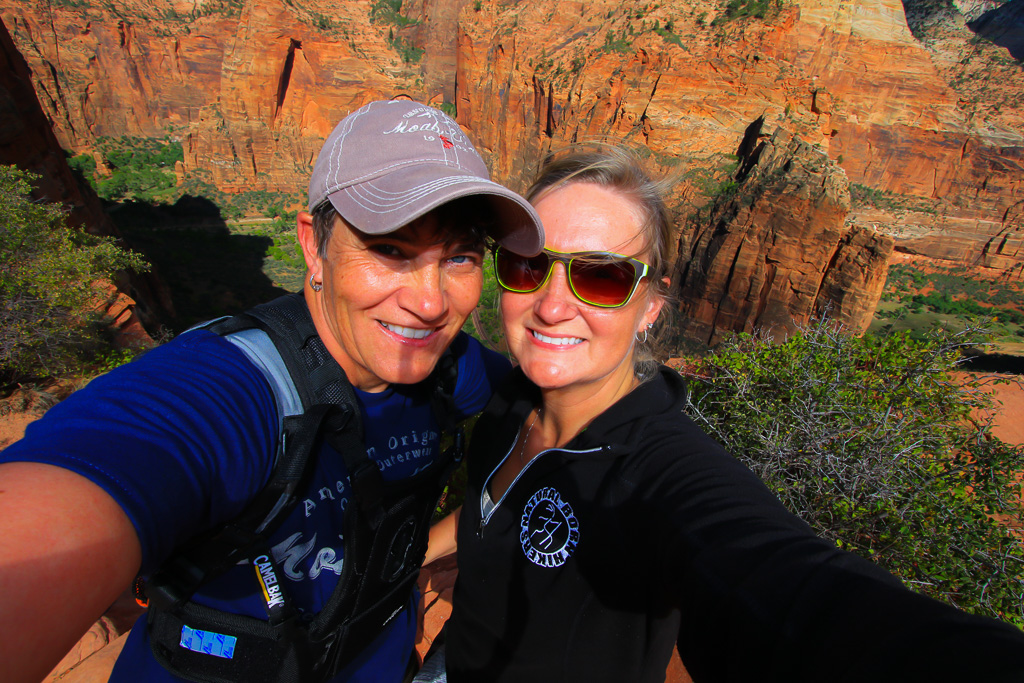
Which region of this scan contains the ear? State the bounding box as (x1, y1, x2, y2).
(638, 276, 670, 332)
(296, 211, 322, 278)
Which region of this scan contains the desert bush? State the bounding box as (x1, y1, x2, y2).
(370, 0, 419, 28)
(463, 255, 505, 353)
(0, 166, 148, 380)
(712, 0, 783, 24)
(91, 136, 183, 203)
(602, 29, 633, 54)
(68, 153, 97, 188)
(389, 34, 424, 63)
(880, 263, 1024, 340)
(682, 319, 1024, 627)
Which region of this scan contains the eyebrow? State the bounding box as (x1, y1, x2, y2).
(356, 226, 485, 251)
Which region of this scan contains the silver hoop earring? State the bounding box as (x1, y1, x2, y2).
(635, 323, 652, 344)
(310, 274, 323, 292)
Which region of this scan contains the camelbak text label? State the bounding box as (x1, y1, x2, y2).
(180, 625, 236, 659)
(253, 554, 286, 609)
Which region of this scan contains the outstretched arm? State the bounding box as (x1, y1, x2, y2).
(423, 505, 461, 566)
(0, 462, 142, 683)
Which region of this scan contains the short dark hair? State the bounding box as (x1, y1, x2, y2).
(309, 195, 495, 259)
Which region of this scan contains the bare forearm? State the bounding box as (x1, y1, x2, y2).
(423, 505, 461, 566)
(0, 462, 142, 683)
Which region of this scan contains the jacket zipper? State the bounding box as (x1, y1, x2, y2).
(476, 444, 602, 537)
(477, 446, 553, 537)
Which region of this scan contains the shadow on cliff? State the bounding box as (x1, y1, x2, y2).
(106, 195, 289, 334)
(968, 0, 1024, 63)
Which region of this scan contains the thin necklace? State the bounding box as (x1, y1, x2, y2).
(518, 407, 542, 463)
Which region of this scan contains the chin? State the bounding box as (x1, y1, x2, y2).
(384, 363, 440, 387)
(522, 362, 574, 389)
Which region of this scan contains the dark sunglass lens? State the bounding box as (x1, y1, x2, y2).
(497, 250, 550, 291)
(570, 259, 636, 305)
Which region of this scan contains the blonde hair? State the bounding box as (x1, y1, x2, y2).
(526, 146, 677, 371)
(526, 146, 675, 300)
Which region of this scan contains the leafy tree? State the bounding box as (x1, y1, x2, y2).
(67, 153, 97, 189)
(463, 255, 505, 354)
(91, 136, 183, 203)
(682, 319, 1024, 627)
(0, 166, 148, 380)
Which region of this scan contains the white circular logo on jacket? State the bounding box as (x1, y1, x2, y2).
(520, 487, 580, 567)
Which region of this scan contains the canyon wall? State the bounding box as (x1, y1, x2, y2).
(674, 128, 893, 346)
(0, 17, 168, 333)
(453, 0, 1022, 268)
(1, 0, 1021, 343)
(0, 18, 115, 237)
(2, 0, 417, 194)
(4, 0, 1020, 204)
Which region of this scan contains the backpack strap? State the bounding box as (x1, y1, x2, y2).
(147, 294, 362, 609)
(211, 293, 362, 422)
(145, 292, 464, 681)
(222, 328, 303, 423)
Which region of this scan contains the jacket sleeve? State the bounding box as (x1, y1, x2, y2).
(638, 420, 1024, 683)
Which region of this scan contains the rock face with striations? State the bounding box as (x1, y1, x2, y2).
(0, 19, 115, 238)
(673, 128, 893, 347)
(1, 0, 418, 194)
(452, 0, 1022, 269)
(0, 17, 167, 336)
(0, 0, 1020, 341)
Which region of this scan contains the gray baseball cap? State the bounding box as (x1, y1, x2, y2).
(308, 99, 544, 255)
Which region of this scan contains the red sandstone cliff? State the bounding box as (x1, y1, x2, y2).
(0, 16, 167, 338)
(452, 0, 1021, 270)
(1, 0, 417, 194)
(0, 19, 106, 234)
(3, 1, 1020, 207)
(674, 127, 893, 346)
(0, 0, 1020, 339)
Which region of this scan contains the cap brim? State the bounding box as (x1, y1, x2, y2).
(326, 163, 544, 255)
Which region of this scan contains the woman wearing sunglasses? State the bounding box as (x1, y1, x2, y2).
(421, 148, 1024, 683)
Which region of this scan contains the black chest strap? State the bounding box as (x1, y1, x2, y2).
(143, 293, 464, 683)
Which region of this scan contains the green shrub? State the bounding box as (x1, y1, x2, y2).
(310, 12, 333, 31)
(879, 263, 1024, 341)
(89, 136, 184, 203)
(68, 153, 97, 189)
(389, 34, 424, 63)
(602, 30, 633, 54)
(0, 166, 148, 380)
(712, 0, 782, 24)
(463, 255, 505, 352)
(371, 0, 419, 28)
(439, 102, 457, 119)
(654, 26, 684, 47)
(683, 319, 1024, 626)
(271, 210, 298, 233)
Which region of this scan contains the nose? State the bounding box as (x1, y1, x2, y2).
(534, 263, 578, 324)
(400, 261, 447, 321)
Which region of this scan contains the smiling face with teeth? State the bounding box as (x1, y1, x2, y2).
(501, 182, 665, 402)
(298, 208, 485, 393)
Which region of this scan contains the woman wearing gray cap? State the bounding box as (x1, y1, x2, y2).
(0, 99, 544, 683)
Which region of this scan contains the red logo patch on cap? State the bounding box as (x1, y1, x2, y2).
(440, 134, 454, 149)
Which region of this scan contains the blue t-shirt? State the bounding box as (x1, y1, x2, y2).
(2, 328, 510, 682)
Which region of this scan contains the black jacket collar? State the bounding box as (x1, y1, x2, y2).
(493, 365, 689, 457)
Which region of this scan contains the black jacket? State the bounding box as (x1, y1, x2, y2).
(446, 366, 1024, 683)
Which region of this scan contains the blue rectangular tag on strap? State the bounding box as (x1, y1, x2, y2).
(179, 625, 237, 659)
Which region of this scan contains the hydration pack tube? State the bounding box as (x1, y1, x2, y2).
(142, 293, 463, 683)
